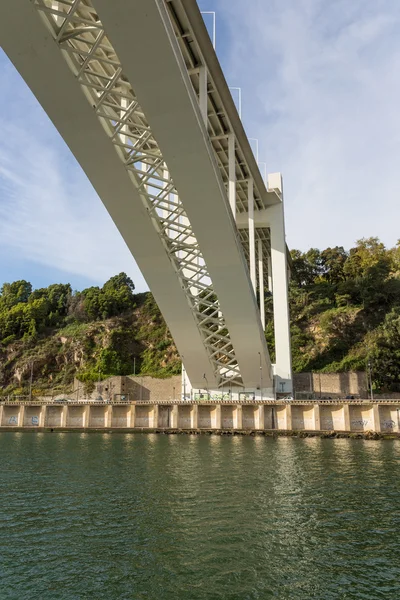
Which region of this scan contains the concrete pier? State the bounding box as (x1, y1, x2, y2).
(0, 400, 400, 436)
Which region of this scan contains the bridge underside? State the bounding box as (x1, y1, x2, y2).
(0, 0, 283, 393)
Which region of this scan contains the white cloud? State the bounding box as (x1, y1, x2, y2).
(0, 52, 147, 291)
(216, 0, 400, 251)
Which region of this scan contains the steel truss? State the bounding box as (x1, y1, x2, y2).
(33, 0, 242, 386)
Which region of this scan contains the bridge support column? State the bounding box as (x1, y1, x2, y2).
(228, 133, 236, 219)
(267, 255, 273, 293)
(258, 239, 265, 329)
(267, 173, 292, 395)
(248, 178, 256, 292)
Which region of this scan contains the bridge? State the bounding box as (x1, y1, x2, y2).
(0, 0, 292, 397)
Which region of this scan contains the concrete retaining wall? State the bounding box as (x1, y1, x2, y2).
(1, 402, 399, 434)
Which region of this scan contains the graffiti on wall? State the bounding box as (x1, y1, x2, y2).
(351, 419, 369, 427)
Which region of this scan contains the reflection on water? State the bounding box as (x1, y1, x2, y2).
(0, 433, 399, 599)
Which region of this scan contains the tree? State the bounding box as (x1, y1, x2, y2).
(372, 308, 400, 391)
(0, 280, 32, 309)
(321, 246, 348, 285)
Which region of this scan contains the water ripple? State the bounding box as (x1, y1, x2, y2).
(0, 433, 399, 599)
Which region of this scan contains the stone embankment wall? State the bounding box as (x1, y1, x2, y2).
(74, 375, 182, 403)
(293, 372, 368, 397)
(1, 401, 399, 435)
(72, 372, 376, 403)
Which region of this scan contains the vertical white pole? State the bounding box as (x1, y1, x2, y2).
(248, 178, 256, 292)
(258, 238, 265, 329)
(229, 87, 242, 119)
(199, 66, 208, 126)
(228, 133, 236, 220)
(249, 138, 259, 164)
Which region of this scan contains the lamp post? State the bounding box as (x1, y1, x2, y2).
(29, 361, 34, 402)
(258, 352, 263, 401)
(182, 355, 187, 401)
(368, 360, 374, 401)
(203, 373, 209, 399)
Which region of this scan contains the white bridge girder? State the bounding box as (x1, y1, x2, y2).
(0, 0, 279, 392)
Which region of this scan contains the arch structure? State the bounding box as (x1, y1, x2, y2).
(0, 0, 292, 397)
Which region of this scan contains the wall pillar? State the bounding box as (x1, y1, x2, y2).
(152, 405, 159, 428)
(285, 404, 292, 430)
(191, 404, 198, 429)
(0, 405, 3, 427)
(371, 404, 381, 433)
(256, 405, 264, 429)
(105, 405, 112, 427)
(214, 405, 222, 429)
(248, 178, 256, 292)
(39, 406, 45, 427)
(83, 405, 90, 428)
(313, 404, 321, 431)
(266, 173, 292, 394)
(130, 405, 136, 428)
(342, 404, 351, 431)
(61, 406, 68, 428)
(171, 405, 178, 429)
(235, 405, 243, 429)
(18, 406, 25, 427)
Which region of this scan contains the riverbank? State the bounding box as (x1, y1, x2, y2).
(0, 426, 399, 440)
(2, 400, 400, 434)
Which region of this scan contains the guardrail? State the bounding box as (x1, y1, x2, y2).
(1, 398, 400, 406)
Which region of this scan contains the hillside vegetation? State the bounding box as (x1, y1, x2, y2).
(1, 237, 400, 395)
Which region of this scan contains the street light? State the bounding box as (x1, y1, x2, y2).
(258, 352, 263, 401)
(203, 373, 209, 399)
(182, 355, 187, 401)
(368, 360, 374, 401)
(29, 361, 34, 401)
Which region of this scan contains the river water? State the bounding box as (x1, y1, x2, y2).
(0, 433, 399, 599)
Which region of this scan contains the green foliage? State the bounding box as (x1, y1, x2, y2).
(2, 238, 400, 395)
(285, 237, 400, 390)
(81, 273, 135, 320)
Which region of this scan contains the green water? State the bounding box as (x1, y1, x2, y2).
(0, 433, 399, 599)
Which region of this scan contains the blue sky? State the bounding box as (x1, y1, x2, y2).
(1, 0, 400, 292)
